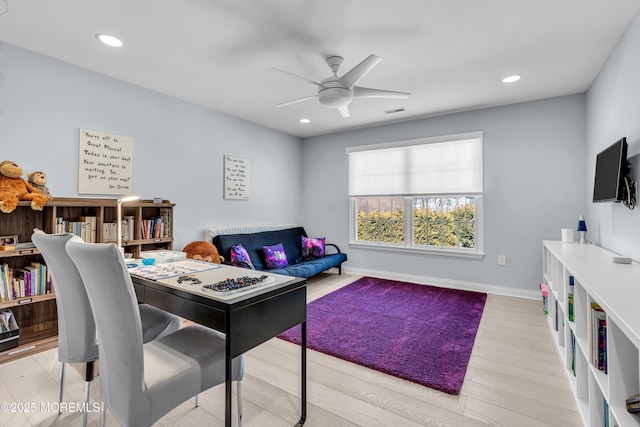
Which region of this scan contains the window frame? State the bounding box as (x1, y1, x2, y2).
(346, 131, 484, 259)
(349, 195, 484, 259)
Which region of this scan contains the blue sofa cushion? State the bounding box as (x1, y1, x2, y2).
(269, 253, 347, 278)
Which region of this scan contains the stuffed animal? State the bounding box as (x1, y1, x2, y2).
(182, 241, 224, 264)
(27, 171, 52, 198)
(0, 160, 49, 213)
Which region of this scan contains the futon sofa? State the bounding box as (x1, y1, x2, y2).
(212, 226, 347, 278)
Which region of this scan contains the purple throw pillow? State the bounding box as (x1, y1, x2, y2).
(231, 243, 254, 269)
(263, 243, 288, 269)
(301, 236, 325, 259)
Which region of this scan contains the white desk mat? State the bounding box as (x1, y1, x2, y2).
(153, 265, 294, 301)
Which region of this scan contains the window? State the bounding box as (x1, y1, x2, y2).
(347, 132, 483, 258)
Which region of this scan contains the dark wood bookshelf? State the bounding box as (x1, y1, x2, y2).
(0, 197, 174, 363)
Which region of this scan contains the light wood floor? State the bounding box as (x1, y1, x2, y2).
(0, 273, 582, 426)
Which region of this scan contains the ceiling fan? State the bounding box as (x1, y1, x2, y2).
(271, 54, 410, 118)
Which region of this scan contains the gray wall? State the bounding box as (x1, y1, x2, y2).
(0, 42, 303, 250)
(586, 11, 640, 260)
(302, 95, 586, 292)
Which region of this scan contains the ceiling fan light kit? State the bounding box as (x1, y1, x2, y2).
(273, 54, 410, 118)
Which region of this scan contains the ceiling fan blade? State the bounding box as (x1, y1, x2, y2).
(338, 54, 382, 88)
(269, 67, 325, 88)
(352, 86, 410, 99)
(337, 106, 350, 118)
(276, 95, 318, 108)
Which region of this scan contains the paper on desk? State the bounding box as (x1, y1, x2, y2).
(129, 259, 220, 280)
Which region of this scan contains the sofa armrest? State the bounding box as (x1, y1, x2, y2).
(325, 243, 342, 254)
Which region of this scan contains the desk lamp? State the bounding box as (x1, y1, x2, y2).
(117, 195, 140, 254)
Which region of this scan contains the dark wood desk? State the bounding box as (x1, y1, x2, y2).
(131, 265, 307, 427)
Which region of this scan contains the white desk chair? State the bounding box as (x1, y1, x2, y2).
(66, 239, 244, 427)
(31, 230, 183, 427)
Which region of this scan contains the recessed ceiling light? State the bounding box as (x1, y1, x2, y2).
(299, 118, 311, 124)
(96, 33, 124, 48)
(502, 74, 521, 83)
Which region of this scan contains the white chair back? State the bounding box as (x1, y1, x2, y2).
(31, 230, 99, 363)
(66, 240, 149, 424)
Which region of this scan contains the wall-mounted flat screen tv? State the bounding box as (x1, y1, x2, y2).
(593, 137, 629, 203)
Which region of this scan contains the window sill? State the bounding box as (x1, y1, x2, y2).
(348, 241, 485, 259)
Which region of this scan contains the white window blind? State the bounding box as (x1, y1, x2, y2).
(347, 132, 483, 196)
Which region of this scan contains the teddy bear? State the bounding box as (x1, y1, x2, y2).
(182, 241, 224, 264)
(27, 171, 52, 198)
(0, 160, 50, 213)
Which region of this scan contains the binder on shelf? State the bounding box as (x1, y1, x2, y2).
(123, 216, 135, 241)
(79, 216, 97, 242)
(102, 222, 118, 243)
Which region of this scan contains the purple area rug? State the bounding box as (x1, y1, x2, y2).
(278, 276, 487, 395)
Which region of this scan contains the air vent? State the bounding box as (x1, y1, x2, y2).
(384, 108, 405, 114)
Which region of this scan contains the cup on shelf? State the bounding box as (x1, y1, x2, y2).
(561, 228, 574, 243)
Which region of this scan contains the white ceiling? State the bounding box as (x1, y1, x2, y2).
(1, 0, 639, 138)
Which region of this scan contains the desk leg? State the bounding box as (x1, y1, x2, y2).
(225, 355, 232, 427)
(294, 321, 307, 427)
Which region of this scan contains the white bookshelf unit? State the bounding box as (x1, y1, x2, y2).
(543, 240, 640, 427)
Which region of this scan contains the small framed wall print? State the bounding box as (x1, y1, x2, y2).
(224, 155, 249, 200)
(0, 235, 18, 246)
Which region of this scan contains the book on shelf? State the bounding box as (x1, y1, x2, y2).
(540, 283, 549, 315)
(599, 317, 607, 373)
(571, 330, 576, 376)
(0, 262, 52, 302)
(18, 265, 37, 297)
(57, 216, 97, 242)
(591, 302, 607, 373)
(567, 276, 574, 322)
(159, 208, 171, 237)
(142, 211, 171, 240)
(0, 267, 6, 303)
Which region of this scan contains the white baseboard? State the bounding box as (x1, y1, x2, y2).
(342, 266, 540, 300)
